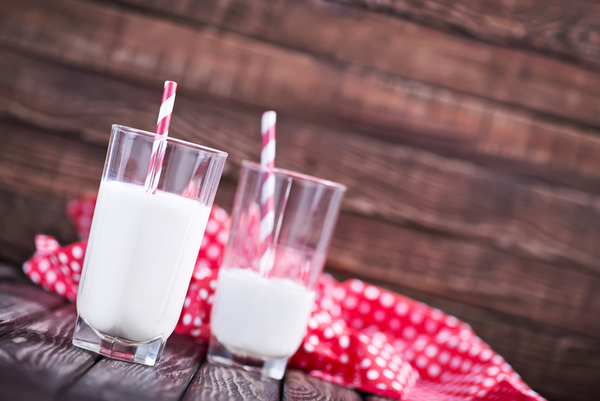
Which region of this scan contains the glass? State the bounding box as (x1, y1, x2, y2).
(208, 160, 346, 379)
(73, 125, 227, 366)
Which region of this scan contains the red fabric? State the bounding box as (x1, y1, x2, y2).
(23, 195, 545, 401)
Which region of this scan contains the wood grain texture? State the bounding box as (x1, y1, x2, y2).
(0, 304, 98, 401)
(327, 270, 600, 401)
(63, 334, 205, 401)
(368, 396, 391, 401)
(0, 0, 597, 399)
(4, 28, 600, 198)
(0, 262, 27, 281)
(2, 116, 597, 336)
(182, 362, 280, 401)
(282, 370, 362, 401)
(17, 45, 600, 197)
(1, 53, 600, 336)
(329, 213, 600, 336)
(2, 50, 600, 277)
(431, 293, 600, 401)
(103, 0, 600, 128)
(338, 0, 600, 71)
(1, 0, 600, 172)
(0, 281, 65, 336)
(0, 121, 105, 200)
(0, 189, 80, 265)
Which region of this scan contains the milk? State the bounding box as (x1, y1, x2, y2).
(211, 268, 316, 359)
(77, 179, 210, 343)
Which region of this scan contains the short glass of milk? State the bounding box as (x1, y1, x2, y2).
(208, 160, 346, 379)
(72, 125, 227, 366)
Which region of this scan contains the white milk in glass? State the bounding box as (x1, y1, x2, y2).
(210, 268, 316, 358)
(77, 179, 210, 342)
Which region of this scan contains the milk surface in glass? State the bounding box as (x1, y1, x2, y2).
(210, 267, 316, 358)
(77, 179, 210, 342)
(207, 161, 345, 379)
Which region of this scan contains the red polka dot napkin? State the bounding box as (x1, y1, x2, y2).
(290, 276, 544, 400)
(23, 195, 545, 401)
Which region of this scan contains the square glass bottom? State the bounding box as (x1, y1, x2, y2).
(207, 335, 289, 380)
(72, 314, 166, 366)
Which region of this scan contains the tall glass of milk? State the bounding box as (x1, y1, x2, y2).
(208, 160, 346, 379)
(73, 125, 227, 366)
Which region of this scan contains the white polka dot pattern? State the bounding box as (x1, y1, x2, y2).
(290, 277, 545, 401)
(24, 197, 544, 401)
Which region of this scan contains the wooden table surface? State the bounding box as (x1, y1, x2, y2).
(0, 266, 372, 401)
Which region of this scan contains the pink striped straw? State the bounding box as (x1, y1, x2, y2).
(259, 111, 276, 273)
(145, 81, 178, 194)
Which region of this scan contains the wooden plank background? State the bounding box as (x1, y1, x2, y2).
(0, 0, 599, 399)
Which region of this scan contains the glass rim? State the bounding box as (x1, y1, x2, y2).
(241, 160, 347, 191)
(112, 124, 228, 157)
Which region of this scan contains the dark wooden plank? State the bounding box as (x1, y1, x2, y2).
(0, 305, 99, 401)
(63, 334, 204, 401)
(100, 0, 600, 128)
(0, 120, 106, 200)
(0, 189, 80, 265)
(458, 305, 600, 401)
(0, 262, 26, 281)
(2, 0, 600, 162)
(367, 397, 394, 401)
(4, 34, 600, 199)
(282, 370, 361, 401)
(0, 281, 66, 336)
(4, 116, 598, 337)
(338, 0, 600, 71)
(2, 51, 600, 278)
(2, 55, 600, 336)
(327, 270, 600, 401)
(182, 361, 280, 401)
(329, 213, 600, 336)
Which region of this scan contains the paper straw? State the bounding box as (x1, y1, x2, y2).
(259, 111, 276, 273)
(144, 81, 178, 194)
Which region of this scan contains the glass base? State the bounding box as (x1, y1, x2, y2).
(207, 335, 288, 380)
(72, 314, 166, 366)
